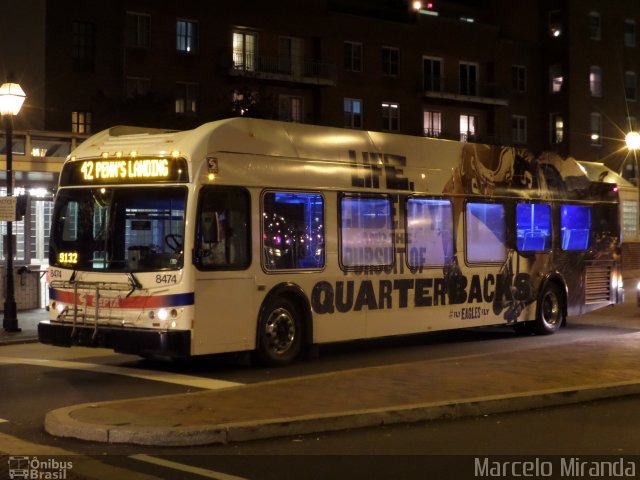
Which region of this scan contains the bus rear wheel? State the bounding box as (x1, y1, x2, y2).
(254, 297, 302, 366)
(534, 283, 564, 335)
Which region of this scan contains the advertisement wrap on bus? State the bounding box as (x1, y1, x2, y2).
(38, 118, 634, 365)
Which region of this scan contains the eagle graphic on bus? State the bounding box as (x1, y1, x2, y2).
(39, 118, 631, 364)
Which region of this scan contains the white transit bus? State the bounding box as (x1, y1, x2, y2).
(38, 118, 632, 365)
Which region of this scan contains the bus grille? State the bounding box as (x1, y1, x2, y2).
(585, 266, 612, 304)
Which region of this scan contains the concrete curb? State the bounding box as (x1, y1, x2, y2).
(44, 380, 640, 446)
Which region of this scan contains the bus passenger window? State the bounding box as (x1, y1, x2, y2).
(341, 196, 393, 268)
(465, 202, 506, 263)
(406, 198, 453, 267)
(516, 203, 551, 252)
(561, 205, 591, 250)
(262, 192, 324, 270)
(197, 187, 251, 269)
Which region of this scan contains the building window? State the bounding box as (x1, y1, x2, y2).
(460, 114, 477, 142)
(588, 12, 601, 40)
(344, 41, 362, 72)
(382, 47, 399, 76)
(279, 95, 303, 123)
(176, 19, 198, 53)
(423, 56, 443, 91)
(549, 10, 562, 37)
(590, 112, 602, 146)
(423, 110, 442, 137)
(551, 113, 564, 144)
(344, 98, 363, 129)
(625, 19, 637, 47)
(550, 64, 563, 93)
(233, 31, 257, 71)
(628, 116, 638, 132)
(382, 102, 399, 131)
(125, 77, 150, 98)
(279, 37, 303, 76)
(626, 71, 637, 101)
(71, 111, 92, 134)
(175, 82, 197, 115)
(459, 62, 478, 96)
(512, 115, 527, 144)
(126, 12, 150, 49)
(589, 66, 602, 97)
(511, 65, 527, 93)
(72, 21, 95, 71)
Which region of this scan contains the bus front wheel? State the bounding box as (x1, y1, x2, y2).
(254, 297, 303, 366)
(534, 283, 564, 335)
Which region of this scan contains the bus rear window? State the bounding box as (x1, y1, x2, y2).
(465, 202, 506, 263)
(341, 196, 393, 268)
(561, 205, 591, 250)
(516, 203, 551, 252)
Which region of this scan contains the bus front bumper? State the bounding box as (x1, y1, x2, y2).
(37, 321, 191, 358)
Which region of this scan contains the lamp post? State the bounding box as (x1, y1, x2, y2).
(0, 82, 26, 333)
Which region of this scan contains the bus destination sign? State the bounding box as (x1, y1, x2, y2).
(60, 157, 189, 186)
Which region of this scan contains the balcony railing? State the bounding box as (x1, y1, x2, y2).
(0, 130, 89, 172)
(421, 77, 509, 106)
(230, 53, 337, 86)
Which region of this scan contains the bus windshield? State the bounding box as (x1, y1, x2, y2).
(50, 186, 187, 272)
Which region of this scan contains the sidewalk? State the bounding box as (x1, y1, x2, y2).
(0, 308, 47, 345)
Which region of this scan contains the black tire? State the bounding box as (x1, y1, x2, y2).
(534, 283, 564, 335)
(254, 297, 303, 366)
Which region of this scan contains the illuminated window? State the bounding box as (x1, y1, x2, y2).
(460, 114, 477, 142)
(341, 196, 393, 268)
(423, 56, 443, 91)
(625, 19, 636, 47)
(512, 115, 527, 144)
(344, 98, 363, 129)
(516, 203, 551, 252)
(406, 198, 453, 267)
(588, 12, 601, 40)
(511, 65, 527, 93)
(263, 192, 324, 270)
(126, 12, 150, 49)
(176, 19, 198, 53)
(279, 95, 303, 123)
(233, 31, 257, 71)
(459, 62, 478, 96)
(175, 82, 197, 115)
(551, 113, 563, 144)
(71, 111, 92, 134)
(465, 202, 506, 263)
(382, 47, 399, 76)
(561, 205, 591, 250)
(626, 71, 637, 101)
(423, 110, 442, 137)
(548, 10, 562, 37)
(590, 113, 602, 146)
(344, 41, 362, 72)
(382, 102, 400, 131)
(589, 66, 602, 97)
(550, 64, 563, 93)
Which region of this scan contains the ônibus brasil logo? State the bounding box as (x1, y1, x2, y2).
(7, 456, 73, 479)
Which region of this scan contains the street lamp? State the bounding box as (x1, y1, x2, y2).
(0, 82, 26, 332)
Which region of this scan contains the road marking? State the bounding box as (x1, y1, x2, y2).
(131, 454, 248, 480)
(0, 356, 243, 390)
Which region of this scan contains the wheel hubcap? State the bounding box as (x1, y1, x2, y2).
(265, 308, 295, 355)
(541, 292, 560, 327)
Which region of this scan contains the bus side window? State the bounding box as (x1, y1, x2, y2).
(515, 203, 551, 252)
(465, 202, 506, 263)
(406, 197, 453, 268)
(560, 204, 591, 251)
(197, 187, 251, 269)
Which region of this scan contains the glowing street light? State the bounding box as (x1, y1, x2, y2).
(626, 131, 640, 150)
(0, 82, 26, 333)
